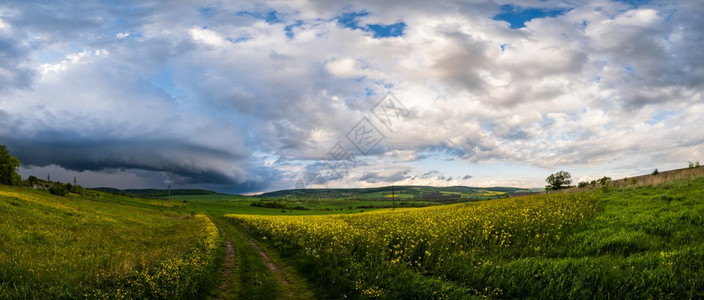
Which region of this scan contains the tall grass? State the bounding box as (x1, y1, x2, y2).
(0, 186, 222, 299)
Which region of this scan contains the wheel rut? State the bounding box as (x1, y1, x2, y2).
(218, 239, 236, 292)
(246, 238, 291, 286)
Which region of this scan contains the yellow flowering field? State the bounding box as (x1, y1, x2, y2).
(227, 193, 599, 298)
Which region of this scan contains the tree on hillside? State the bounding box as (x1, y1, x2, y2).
(598, 176, 611, 186)
(24, 175, 39, 187)
(545, 171, 572, 191)
(0, 145, 21, 186)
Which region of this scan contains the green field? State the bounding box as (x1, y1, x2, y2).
(2, 170, 704, 299)
(0, 186, 221, 299)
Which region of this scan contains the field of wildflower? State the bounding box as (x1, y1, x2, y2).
(227, 193, 600, 298)
(0, 186, 222, 299)
(228, 177, 704, 299)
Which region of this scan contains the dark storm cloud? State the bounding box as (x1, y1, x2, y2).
(0, 35, 35, 91)
(3, 134, 249, 184)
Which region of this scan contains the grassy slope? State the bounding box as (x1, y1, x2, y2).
(0, 186, 221, 299)
(448, 176, 704, 299)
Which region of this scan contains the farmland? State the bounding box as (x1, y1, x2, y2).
(1, 171, 704, 299)
(226, 174, 704, 299)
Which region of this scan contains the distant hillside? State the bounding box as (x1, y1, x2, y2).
(89, 185, 540, 201)
(258, 185, 534, 200)
(91, 188, 221, 197)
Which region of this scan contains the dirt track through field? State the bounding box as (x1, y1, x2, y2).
(246, 239, 291, 286)
(218, 240, 236, 292)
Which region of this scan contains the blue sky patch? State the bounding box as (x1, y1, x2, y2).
(236, 10, 280, 24)
(646, 109, 675, 126)
(336, 11, 405, 38)
(284, 20, 304, 39)
(367, 22, 406, 38)
(227, 36, 252, 43)
(613, 0, 650, 7)
(493, 4, 568, 29)
(337, 11, 369, 30)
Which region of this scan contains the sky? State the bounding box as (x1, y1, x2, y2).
(1, 0, 703, 194)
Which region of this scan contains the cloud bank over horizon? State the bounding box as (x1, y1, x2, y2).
(1, 0, 702, 193)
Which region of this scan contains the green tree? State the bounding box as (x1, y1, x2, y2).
(0, 145, 21, 186)
(49, 183, 68, 196)
(545, 171, 572, 191)
(25, 175, 39, 187)
(598, 176, 611, 186)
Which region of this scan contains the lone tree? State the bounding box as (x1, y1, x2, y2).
(545, 171, 572, 191)
(0, 145, 21, 186)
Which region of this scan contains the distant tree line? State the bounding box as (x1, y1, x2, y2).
(0, 144, 83, 196)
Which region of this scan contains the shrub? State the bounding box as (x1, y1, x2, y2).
(49, 183, 68, 196)
(652, 168, 659, 176)
(578, 182, 589, 188)
(597, 176, 611, 186)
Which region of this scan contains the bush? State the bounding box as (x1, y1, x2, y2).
(652, 169, 659, 176)
(578, 182, 589, 188)
(597, 176, 611, 186)
(49, 183, 68, 196)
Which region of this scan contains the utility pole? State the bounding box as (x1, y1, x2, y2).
(73, 176, 77, 186)
(392, 185, 395, 211)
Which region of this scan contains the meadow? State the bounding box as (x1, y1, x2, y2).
(2, 170, 703, 299)
(227, 175, 704, 299)
(0, 186, 221, 299)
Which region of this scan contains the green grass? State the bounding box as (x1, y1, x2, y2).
(229, 175, 704, 299)
(210, 217, 315, 299)
(4, 171, 704, 299)
(0, 186, 221, 299)
(449, 177, 704, 298)
(165, 194, 436, 217)
(209, 217, 280, 299)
